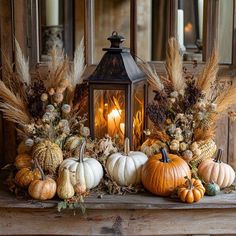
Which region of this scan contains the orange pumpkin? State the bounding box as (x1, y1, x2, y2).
(15, 167, 41, 188)
(28, 159, 57, 200)
(15, 154, 33, 170)
(178, 177, 205, 203)
(142, 148, 191, 196)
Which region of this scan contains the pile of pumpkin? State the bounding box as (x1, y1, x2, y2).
(14, 137, 235, 203)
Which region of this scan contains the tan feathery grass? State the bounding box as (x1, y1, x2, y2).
(138, 62, 164, 91)
(0, 80, 30, 125)
(69, 37, 85, 86)
(215, 82, 236, 113)
(165, 38, 185, 92)
(194, 127, 215, 141)
(196, 48, 218, 95)
(15, 39, 31, 86)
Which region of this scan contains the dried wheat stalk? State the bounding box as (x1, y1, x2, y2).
(215, 82, 236, 113)
(196, 48, 218, 95)
(165, 38, 185, 92)
(15, 39, 31, 86)
(138, 62, 164, 91)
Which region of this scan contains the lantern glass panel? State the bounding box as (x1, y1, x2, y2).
(133, 82, 145, 148)
(93, 89, 125, 142)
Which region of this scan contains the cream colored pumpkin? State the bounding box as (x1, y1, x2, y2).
(59, 141, 103, 189)
(64, 136, 84, 152)
(198, 149, 235, 189)
(32, 140, 63, 175)
(57, 168, 75, 199)
(106, 138, 148, 186)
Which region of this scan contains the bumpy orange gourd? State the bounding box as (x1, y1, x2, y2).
(198, 149, 235, 189)
(15, 166, 41, 188)
(28, 159, 57, 200)
(178, 177, 205, 203)
(15, 154, 33, 170)
(142, 148, 191, 196)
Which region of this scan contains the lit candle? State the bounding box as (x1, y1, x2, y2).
(177, 9, 185, 51)
(107, 109, 122, 137)
(198, 0, 204, 41)
(46, 0, 59, 26)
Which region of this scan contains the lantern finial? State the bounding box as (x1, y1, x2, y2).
(107, 31, 125, 48)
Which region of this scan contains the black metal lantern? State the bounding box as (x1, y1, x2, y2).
(85, 32, 147, 149)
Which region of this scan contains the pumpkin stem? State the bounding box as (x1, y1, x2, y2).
(124, 137, 130, 155)
(160, 148, 170, 163)
(79, 141, 86, 163)
(214, 149, 223, 163)
(184, 176, 193, 190)
(34, 158, 46, 180)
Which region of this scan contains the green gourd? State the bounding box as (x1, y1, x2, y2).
(205, 182, 220, 196)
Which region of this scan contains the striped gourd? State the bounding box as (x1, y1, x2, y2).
(32, 140, 63, 175)
(190, 139, 217, 166)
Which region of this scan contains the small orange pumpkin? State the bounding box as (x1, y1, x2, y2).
(28, 159, 57, 200)
(178, 177, 205, 203)
(15, 166, 41, 188)
(141, 148, 191, 196)
(15, 154, 33, 170)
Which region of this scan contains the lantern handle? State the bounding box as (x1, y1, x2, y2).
(112, 31, 118, 36)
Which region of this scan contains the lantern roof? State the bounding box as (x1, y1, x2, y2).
(86, 32, 145, 84)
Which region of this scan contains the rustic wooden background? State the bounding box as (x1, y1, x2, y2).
(0, 0, 235, 171)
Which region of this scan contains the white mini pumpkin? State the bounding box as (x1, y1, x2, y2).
(106, 138, 148, 186)
(59, 141, 103, 189)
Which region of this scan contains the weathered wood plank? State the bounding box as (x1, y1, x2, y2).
(0, 208, 236, 235)
(0, 0, 17, 164)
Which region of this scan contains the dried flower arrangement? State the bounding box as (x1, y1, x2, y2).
(140, 38, 236, 166)
(0, 39, 88, 147)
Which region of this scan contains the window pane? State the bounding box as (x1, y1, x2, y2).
(218, 0, 234, 64)
(94, 0, 130, 63)
(136, 0, 152, 61)
(75, 0, 85, 48)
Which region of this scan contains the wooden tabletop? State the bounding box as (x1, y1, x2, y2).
(1, 183, 236, 210)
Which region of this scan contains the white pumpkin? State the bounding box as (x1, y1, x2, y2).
(59, 141, 103, 189)
(106, 138, 148, 186)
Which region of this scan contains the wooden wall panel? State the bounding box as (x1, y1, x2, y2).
(0, 0, 16, 165)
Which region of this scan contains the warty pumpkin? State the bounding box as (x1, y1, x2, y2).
(32, 140, 63, 175)
(15, 164, 41, 188)
(178, 177, 205, 203)
(106, 138, 148, 186)
(59, 141, 103, 189)
(57, 168, 75, 199)
(15, 154, 33, 170)
(198, 149, 235, 189)
(28, 159, 57, 200)
(141, 148, 191, 196)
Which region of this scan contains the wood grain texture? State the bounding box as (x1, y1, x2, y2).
(0, 207, 236, 235)
(0, 0, 17, 164)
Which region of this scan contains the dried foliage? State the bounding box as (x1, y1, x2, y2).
(165, 38, 185, 92)
(196, 48, 218, 95)
(141, 37, 236, 165)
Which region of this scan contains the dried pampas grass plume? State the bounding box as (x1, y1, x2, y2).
(215, 82, 236, 113)
(70, 37, 85, 86)
(138, 62, 164, 91)
(15, 39, 31, 86)
(0, 80, 31, 126)
(196, 48, 218, 94)
(165, 38, 185, 92)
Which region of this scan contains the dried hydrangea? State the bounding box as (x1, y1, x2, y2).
(169, 139, 179, 151)
(46, 105, 55, 113)
(182, 150, 193, 162)
(62, 104, 71, 114)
